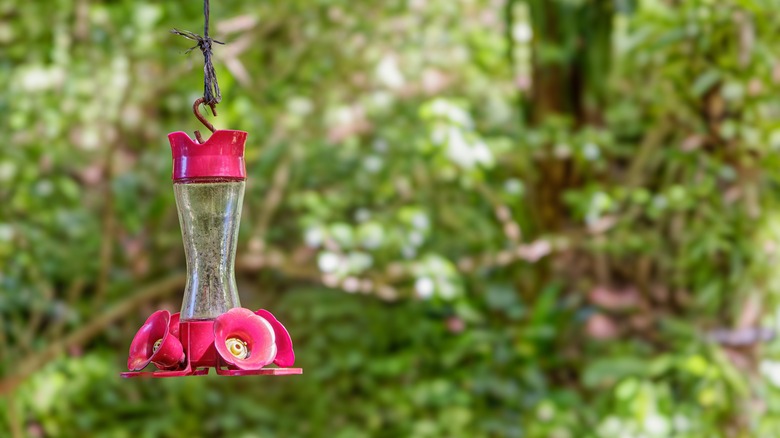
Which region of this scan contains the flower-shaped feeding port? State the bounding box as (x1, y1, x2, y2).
(127, 310, 185, 371)
(214, 308, 276, 370)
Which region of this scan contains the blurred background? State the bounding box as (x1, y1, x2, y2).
(3, 0, 780, 436)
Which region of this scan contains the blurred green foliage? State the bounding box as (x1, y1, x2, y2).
(4, 0, 780, 436)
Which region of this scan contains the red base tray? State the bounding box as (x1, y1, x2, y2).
(122, 319, 302, 378)
(121, 366, 303, 378)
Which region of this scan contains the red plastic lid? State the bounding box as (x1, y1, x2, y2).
(168, 130, 247, 180)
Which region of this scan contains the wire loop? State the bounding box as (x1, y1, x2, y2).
(192, 98, 217, 144)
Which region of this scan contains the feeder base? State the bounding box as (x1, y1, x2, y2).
(120, 367, 302, 378)
(122, 319, 302, 378)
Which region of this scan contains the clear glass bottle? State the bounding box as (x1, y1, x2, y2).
(174, 177, 245, 321)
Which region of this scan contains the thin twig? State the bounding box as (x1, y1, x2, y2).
(94, 142, 116, 308)
(18, 247, 54, 356)
(94, 55, 136, 308)
(252, 151, 292, 242)
(45, 278, 86, 340)
(8, 395, 22, 438)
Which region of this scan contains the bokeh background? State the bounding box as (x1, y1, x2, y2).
(3, 0, 780, 436)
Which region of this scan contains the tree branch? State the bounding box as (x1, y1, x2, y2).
(0, 274, 186, 395)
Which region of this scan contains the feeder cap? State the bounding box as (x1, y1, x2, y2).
(168, 130, 247, 180)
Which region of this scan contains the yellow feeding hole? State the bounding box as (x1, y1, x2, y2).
(226, 337, 249, 359)
(152, 339, 163, 354)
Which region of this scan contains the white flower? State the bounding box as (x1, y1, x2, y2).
(304, 227, 324, 248)
(317, 252, 341, 273)
(761, 360, 780, 388)
(415, 277, 435, 299)
(512, 23, 533, 43)
(376, 55, 405, 89)
(583, 142, 600, 161)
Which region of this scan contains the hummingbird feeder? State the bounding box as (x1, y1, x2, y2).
(121, 1, 301, 378)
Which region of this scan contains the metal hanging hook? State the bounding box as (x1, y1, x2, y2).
(193, 97, 217, 143)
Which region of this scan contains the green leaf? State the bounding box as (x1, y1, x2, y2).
(692, 69, 721, 97)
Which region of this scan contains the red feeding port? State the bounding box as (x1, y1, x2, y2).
(127, 310, 184, 371)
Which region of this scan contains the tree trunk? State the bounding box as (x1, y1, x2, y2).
(526, 0, 614, 126)
(518, 0, 615, 232)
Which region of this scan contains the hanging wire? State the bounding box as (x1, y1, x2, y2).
(171, 0, 224, 142)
